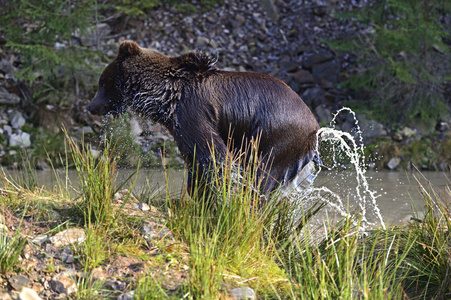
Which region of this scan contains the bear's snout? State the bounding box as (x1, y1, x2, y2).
(87, 87, 111, 115)
(86, 97, 105, 115)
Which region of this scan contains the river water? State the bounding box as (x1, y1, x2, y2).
(2, 168, 449, 226)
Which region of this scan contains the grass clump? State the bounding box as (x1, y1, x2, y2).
(1, 133, 451, 299)
(68, 135, 118, 226)
(0, 219, 26, 274)
(164, 143, 314, 298)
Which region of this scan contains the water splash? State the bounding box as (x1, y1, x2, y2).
(287, 107, 386, 231)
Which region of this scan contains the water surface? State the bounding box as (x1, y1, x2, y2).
(3, 168, 449, 226)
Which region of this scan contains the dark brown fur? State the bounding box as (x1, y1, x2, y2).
(87, 41, 320, 195)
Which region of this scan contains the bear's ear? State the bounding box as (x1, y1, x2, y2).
(118, 41, 141, 58)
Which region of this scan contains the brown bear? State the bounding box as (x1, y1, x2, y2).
(87, 41, 320, 196)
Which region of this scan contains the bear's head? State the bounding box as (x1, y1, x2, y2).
(87, 41, 144, 116)
(88, 41, 217, 119)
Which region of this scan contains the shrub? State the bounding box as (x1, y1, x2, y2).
(329, 0, 451, 126)
(0, 0, 101, 106)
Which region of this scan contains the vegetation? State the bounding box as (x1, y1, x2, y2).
(329, 0, 451, 126)
(0, 217, 26, 274)
(0, 135, 450, 298)
(0, 0, 102, 107)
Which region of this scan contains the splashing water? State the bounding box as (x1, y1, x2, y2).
(286, 107, 386, 231)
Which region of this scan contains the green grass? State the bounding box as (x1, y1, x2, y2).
(0, 135, 450, 299)
(0, 216, 26, 274)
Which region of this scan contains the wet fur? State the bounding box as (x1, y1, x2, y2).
(87, 41, 320, 195)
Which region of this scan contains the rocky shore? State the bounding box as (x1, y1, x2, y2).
(0, 0, 450, 171)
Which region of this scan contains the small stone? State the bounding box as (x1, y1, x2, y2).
(387, 157, 401, 170)
(31, 235, 48, 245)
(260, 0, 279, 22)
(117, 291, 134, 300)
(3, 125, 12, 137)
(229, 287, 256, 300)
(279, 60, 298, 73)
(44, 244, 59, 257)
(61, 248, 75, 264)
(9, 132, 31, 147)
(50, 269, 77, 294)
(293, 70, 315, 84)
(436, 121, 449, 132)
(301, 87, 326, 107)
(0, 87, 20, 105)
(81, 126, 94, 134)
(302, 51, 333, 69)
(314, 105, 331, 125)
(312, 60, 339, 83)
(196, 36, 210, 48)
(8, 110, 26, 129)
(8, 275, 31, 291)
(49, 228, 86, 248)
(400, 127, 417, 139)
(142, 221, 157, 233)
(19, 288, 43, 300)
(90, 149, 100, 159)
(138, 202, 150, 211)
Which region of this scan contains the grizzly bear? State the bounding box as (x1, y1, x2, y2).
(87, 41, 320, 196)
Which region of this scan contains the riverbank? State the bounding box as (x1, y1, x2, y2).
(0, 0, 449, 171)
(0, 145, 450, 299)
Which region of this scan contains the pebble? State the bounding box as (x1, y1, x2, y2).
(49, 228, 86, 248)
(31, 235, 48, 245)
(19, 288, 43, 300)
(50, 269, 77, 294)
(8, 275, 31, 291)
(387, 157, 401, 170)
(229, 287, 256, 300)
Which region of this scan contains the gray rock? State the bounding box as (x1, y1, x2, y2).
(0, 59, 16, 74)
(279, 60, 298, 73)
(8, 275, 31, 291)
(301, 87, 326, 107)
(293, 70, 315, 84)
(81, 126, 94, 135)
(0, 87, 20, 106)
(50, 269, 77, 294)
(303, 51, 334, 69)
(196, 36, 211, 48)
(117, 290, 134, 300)
(61, 248, 75, 264)
(260, 0, 279, 23)
(387, 157, 401, 170)
(314, 105, 332, 125)
(45, 244, 59, 258)
(31, 234, 48, 245)
(9, 132, 31, 148)
(312, 60, 339, 83)
(3, 125, 12, 137)
(143, 221, 173, 240)
(229, 287, 256, 300)
(49, 228, 86, 247)
(358, 116, 387, 144)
